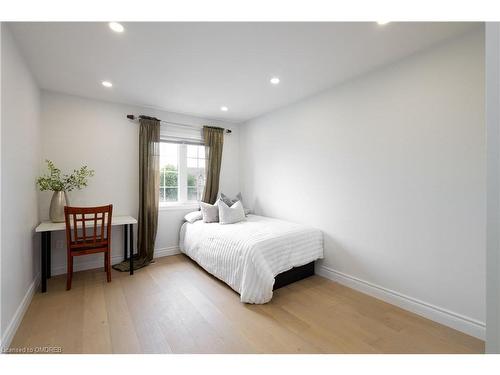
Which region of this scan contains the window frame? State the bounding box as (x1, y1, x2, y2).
(159, 140, 206, 210)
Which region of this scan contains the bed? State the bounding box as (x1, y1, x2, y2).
(179, 214, 324, 304)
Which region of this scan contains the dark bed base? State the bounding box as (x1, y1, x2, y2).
(273, 261, 315, 290)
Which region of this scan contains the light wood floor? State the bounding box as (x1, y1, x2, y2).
(10, 254, 484, 354)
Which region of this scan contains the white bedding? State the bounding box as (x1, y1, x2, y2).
(179, 214, 323, 304)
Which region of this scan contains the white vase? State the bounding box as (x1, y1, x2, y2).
(49, 191, 69, 223)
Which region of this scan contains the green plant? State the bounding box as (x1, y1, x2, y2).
(36, 160, 95, 192)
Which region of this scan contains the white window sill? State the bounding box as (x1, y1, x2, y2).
(159, 202, 200, 211)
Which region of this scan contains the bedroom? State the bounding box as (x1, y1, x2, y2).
(1, 1, 500, 372)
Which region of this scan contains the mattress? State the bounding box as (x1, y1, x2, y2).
(179, 214, 324, 304)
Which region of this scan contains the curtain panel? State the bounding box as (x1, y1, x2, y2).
(114, 117, 160, 271)
(202, 126, 225, 204)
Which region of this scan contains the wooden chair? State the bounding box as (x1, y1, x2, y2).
(64, 205, 113, 290)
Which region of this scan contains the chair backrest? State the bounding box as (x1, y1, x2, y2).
(64, 205, 113, 247)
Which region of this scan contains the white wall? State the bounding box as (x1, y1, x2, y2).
(486, 22, 500, 353)
(1, 24, 41, 347)
(40, 91, 240, 274)
(240, 30, 486, 338)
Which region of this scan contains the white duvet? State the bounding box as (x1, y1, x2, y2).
(179, 214, 324, 304)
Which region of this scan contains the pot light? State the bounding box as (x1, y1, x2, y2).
(109, 22, 124, 33)
(377, 21, 390, 25)
(220, 106, 229, 112)
(102, 81, 113, 88)
(270, 77, 280, 85)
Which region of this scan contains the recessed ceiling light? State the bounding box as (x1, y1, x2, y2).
(220, 106, 229, 112)
(270, 77, 280, 85)
(377, 21, 390, 25)
(102, 81, 113, 88)
(109, 22, 124, 33)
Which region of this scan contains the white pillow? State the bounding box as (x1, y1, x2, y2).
(184, 210, 202, 223)
(219, 192, 244, 207)
(218, 200, 246, 225)
(200, 200, 220, 223)
(219, 193, 252, 216)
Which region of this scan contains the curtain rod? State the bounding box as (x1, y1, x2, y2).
(126, 114, 232, 134)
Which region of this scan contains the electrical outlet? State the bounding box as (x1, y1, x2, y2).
(56, 240, 64, 249)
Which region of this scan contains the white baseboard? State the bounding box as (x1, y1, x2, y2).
(315, 264, 485, 340)
(154, 246, 181, 258)
(51, 246, 181, 276)
(1, 274, 40, 351)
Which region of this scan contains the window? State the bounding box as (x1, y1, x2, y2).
(159, 142, 206, 205)
(159, 142, 179, 203)
(187, 144, 206, 202)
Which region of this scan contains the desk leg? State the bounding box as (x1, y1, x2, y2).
(47, 232, 51, 279)
(41, 232, 47, 293)
(124, 224, 129, 261)
(129, 223, 134, 275)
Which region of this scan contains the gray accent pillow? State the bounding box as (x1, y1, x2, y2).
(220, 192, 243, 207)
(200, 200, 220, 223)
(218, 200, 246, 225)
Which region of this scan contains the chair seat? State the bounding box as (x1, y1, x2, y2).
(70, 239, 109, 250)
(69, 240, 109, 255)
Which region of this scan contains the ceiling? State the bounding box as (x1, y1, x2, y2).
(9, 22, 480, 122)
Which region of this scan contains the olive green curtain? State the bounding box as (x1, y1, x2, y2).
(113, 117, 160, 271)
(202, 126, 225, 204)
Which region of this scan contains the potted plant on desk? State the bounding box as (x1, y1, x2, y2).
(36, 160, 95, 222)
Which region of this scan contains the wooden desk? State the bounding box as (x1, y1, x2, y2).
(35, 215, 138, 292)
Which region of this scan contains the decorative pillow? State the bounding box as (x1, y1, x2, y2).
(218, 200, 246, 225)
(184, 210, 203, 223)
(200, 200, 220, 223)
(220, 192, 243, 207)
